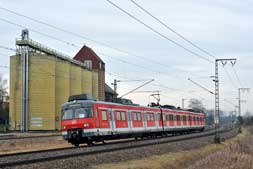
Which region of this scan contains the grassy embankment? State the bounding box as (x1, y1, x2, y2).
(93, 127, 253, 169)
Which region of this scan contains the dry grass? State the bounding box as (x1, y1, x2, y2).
(92, 129, 251, 169)
(187, 127, 253, 169)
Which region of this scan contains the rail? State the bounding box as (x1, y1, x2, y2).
(0, 127, 238, 168)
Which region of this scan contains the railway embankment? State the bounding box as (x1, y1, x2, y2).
(92, 127, 251, 169)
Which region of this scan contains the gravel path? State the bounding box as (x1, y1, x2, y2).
(1, 128, 238, 169)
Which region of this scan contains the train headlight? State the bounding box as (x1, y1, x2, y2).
(62, 126, 66, 129)
(83, 123, 89, 127)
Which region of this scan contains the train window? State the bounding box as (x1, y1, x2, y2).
(147, 113, 150, 121)
(132, 112, 141, 121)
(169, 115, 174, 121)
(62, 109, 73, 120)
(102, 110, 107, 121)
(121, 112, 126, 121)
(62, 107, 93, 120)
(137, 113, 141, 121)
(180, 116, 183, 121)
(176, 115, 180, 121)
(116, 112, 121, 120)
(133, 112, 137, 121)
(166, 114, 169, 121)
(74, 108, 93, 119)
(150, 113, 154, 121)
(183, 116, 186, 122)
(147, 113, 154, 121)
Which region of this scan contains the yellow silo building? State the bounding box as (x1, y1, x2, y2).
(9, 30, 105, 131)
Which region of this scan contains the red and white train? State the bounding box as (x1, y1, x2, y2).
(61, 96, 206, 146)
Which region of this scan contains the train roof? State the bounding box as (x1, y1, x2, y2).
(62, 99, 205, 115)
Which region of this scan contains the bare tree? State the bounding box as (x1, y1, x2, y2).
(0, 75, 7, 103)
(188, 98, 204, 112)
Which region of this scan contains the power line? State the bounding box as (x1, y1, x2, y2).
(0, 15, 200, 81)
(105, 0, 213, 63)
(232, 67, 243, 87)
(0, 18, 81, 49)
(129, 0, 217, 59)
(0, 17, 205, 79)
(188, 78, 214, 95)
(1, 4, 243, 89)
(0, 5, 186, 70)
(222, 67, 238, 89)
(0, 45, 16, 52)
(127, 0, 242, 90)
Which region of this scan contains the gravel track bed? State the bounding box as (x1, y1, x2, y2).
(0, 130, 214, 164)
(0, 128, 238, 169)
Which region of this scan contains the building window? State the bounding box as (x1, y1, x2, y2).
(102, 110, 107, 121)
(84, 60, 92, 69)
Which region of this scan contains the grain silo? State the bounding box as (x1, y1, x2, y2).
(9, 30, 103, 131)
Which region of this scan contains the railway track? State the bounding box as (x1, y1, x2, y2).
(0, 127, 238, 168)
(0, 134, 61, 141)
(0, 126, 215, 158)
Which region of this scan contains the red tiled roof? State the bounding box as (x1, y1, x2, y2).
(73, 45, 104, 63)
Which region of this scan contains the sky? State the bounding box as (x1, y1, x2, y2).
(0, 0, 252, 114)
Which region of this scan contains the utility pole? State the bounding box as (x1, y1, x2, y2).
(213, 58, 236, 143)
(238, 88, 250, 124)
(111, 79, 119, 94)
(182, 98, 187, 109)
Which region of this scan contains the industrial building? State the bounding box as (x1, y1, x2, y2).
(9, 30, 106, 131)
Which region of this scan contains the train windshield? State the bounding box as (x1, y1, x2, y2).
(62, 107, 93, 120)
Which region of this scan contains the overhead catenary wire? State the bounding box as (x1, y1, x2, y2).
(105, 0, 213, 64)
(0, 17, 205, 80)
(232, 66, 243, 87)
(0, 4, 243, 87)
(0, 45, 16, 52)
(125, 0, 243, 90)
(0, 5, 189, 70)
(0, 20, 208, 90)
(0, 4, 245, 112)
(129, 0, 217, 59)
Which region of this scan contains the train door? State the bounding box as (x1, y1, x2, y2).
(109, 109, 115, 132)
(189, 115, 192, 126)
(155, 113, 159, 129)
(98, 109, 110, 129)
(128, 111, 132, 130)
(173, 114, 177, 128)
(143, 112, 147, 130)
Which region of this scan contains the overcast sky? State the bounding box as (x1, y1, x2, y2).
(0, 0, 252, 114)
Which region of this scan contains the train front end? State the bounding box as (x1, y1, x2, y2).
(61, 96, 95, 147)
